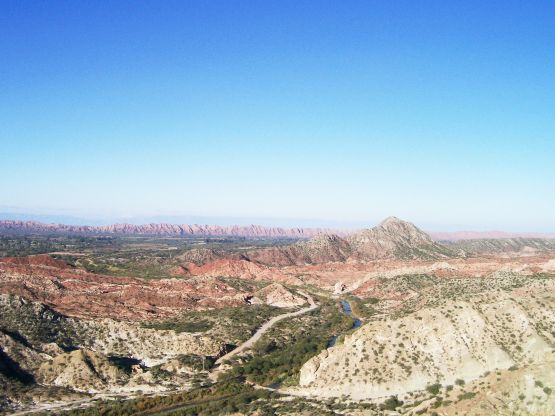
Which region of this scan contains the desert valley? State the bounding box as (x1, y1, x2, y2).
(1, 217, 554, 415)
(3, 1, 554, 414)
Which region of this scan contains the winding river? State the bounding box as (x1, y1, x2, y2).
(327, 299, 362, 347)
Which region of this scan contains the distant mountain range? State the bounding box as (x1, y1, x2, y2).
(0, 219, 554, 241)
(0, 220, 348, 239)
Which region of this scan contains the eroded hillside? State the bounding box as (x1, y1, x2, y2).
(1, 217, 555, 415)
(296, 273, 555, 414)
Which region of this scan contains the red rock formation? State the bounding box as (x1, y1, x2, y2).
(0, 254, 71, 269)
(0, 255, 257, 320)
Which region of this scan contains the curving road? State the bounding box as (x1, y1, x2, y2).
(210, 291, 318, 379)
(13, 292, 319, 414)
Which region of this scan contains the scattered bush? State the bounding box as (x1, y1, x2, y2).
(426, 383, 442, 395)
(458, 391, 476, 401)
(381, 396, 403, 411)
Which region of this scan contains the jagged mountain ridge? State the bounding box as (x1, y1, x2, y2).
(245, 217, 456, 266)
(0, 220, 349, 238)
(3, 219, 555, 244)
(347, 216, 455, 260)
(245, 233, 353, 266)
(446, 237, 555, 255)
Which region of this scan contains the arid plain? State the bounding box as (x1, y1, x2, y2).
(1, 217, 555, 415)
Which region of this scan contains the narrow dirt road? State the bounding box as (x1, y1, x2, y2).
(210, 291, 318, 380)
(13, 292, 319, 415)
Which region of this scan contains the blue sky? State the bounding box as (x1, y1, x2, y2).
(1, 1, 554, 231)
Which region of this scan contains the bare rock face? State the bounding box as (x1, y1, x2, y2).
(299, 349, 327, 386)
(0, 220, 348, 238)
(179, 258, 301, 285)
(294, 234, 353, 263)
(78, 319, 223, 367)
(542, 258, 555, 271)
(296, 288, 555, 400)
(37, 349, 127, 392)
(247, 233, 352, 266)
(347, 217, 454, 260)
(0, 292, 225, 389)
(0, 293, 227, 396)
(245, 217, 454, 266)
(253, 283, 306, 308)
(333, 282, 347, 294)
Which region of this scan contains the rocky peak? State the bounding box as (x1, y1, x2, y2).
(348, 217, 452, 260)
(378, 216, 403, 227)
(375, 216, 433, 243)
(246, 218, 454, 265)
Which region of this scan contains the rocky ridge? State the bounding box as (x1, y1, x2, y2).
(0, 255, 259, 320)
(0, 220, 349, 238)
(296, 280, 555, 402)
(446, 237, 555, 255)
(347, 216, 455, 260)
(3, 219, 555, 243)
(242, 217, 456, 267)
(0, 293, 229, 401)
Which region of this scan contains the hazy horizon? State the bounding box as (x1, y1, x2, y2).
(1, 207, 555, 234)
(2, 1, 554, 232)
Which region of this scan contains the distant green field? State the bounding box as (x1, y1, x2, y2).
(0, 234, 297, 279)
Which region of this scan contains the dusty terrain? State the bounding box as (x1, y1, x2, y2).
(0, 255, 258, 320)
(1, 217, 555, 415)
(297, 279, 555, 399)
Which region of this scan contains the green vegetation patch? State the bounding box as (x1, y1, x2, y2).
(142, 304, 283, 346)
(224, 297, 353, 387)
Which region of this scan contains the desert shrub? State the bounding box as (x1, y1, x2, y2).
(426, 383, 442, 395)
(176, 354, 216, 371)
(380, 396, 403, 410)
(458, 391, 476, 401)
(228, 299, 352, 386)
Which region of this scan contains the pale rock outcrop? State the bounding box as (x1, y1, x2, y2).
(253, 283, 306, 308)
(37, 349, 127, 392)
(542, 258, 555, 271)
(296, 291, 554, 400)
(347, 217, 454, 260)
(78, 319, 224, 367)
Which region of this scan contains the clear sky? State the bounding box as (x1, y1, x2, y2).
(1, 1, 554, 231)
